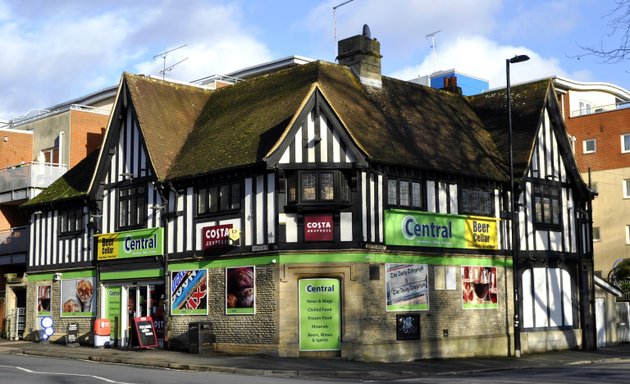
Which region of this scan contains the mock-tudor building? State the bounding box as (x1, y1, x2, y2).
(21, 29, 595, 362)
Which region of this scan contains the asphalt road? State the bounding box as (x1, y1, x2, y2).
(1, 353, 629, 384)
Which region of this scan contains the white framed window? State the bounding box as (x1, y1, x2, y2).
(434, 266, 457, 290)
(622, 134, 630, 153)
(592, 227, 600, 242)
(626, 225, 630, 245)
(624, 179, 630, 199)
(582, 139, 596, 154)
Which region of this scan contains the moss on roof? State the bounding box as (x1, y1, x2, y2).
(167, 61, 508, 181)
(23, 149, 100, 208)
(467, 79, 550, 179)
(125, 74, 214, 180)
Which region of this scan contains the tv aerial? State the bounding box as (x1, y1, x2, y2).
(425, 30, 441, 72)
(153, 44, 188, 80)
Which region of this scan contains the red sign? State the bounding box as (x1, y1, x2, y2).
(202, 224, 232, 249)
(133, 316, 158, 349)
(304, 214, 334, 241)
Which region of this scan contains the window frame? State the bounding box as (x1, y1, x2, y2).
(623, 179, 630, 199)
(387, 177, 424, 210)
(458, 186, 495, 217)
(533, 181, 562, 230)
(196, 182, 241, 217)
(59, 207, 84, 235)
(286, 170, 351, 206)
(622, 134, 630, 154)
(117, 183, 147, 230)
(582, 139, 596, 154)
(592, 227, 600, 242)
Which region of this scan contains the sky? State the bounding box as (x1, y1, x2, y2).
(1, 0, 629, 120)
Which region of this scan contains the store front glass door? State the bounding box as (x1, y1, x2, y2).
(124, 284, 165, 347)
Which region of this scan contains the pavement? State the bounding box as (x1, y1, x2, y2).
(1, 338, 630, 380)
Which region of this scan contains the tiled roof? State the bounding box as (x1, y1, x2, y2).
(168, 61, 508, 181)
(125, 74, 214, 180)
(467, 79, 550, 180)
(23, 149, 100, 207)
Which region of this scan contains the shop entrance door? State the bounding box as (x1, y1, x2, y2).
(124, 284, 165, 348)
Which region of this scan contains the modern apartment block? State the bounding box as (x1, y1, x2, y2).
(0, 87, 115, 338)
(551, 77, 630, 280)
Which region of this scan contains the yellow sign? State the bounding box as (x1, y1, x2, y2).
(464, 217, 498, 249)
(98, 234, 119, 260)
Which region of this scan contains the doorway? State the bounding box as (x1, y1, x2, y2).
(114, 283, 164, 348)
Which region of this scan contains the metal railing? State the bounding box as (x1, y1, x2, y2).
(570, 100, 630, 118)
(0, 226, 29, 256)
(0, 162, 67, 194)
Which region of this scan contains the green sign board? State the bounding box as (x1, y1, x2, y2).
(105, 286, 122, 337)
(384, 210, 498, 250)
(299, 278, 341, 351)
(97, 228, 164, 260)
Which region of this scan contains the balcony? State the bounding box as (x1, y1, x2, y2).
(570, 100, 630, 118)
(0, 226, 28, 264)
(0, 162, 67, 203)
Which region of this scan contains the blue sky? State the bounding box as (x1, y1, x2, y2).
(0, 0, 628, 119)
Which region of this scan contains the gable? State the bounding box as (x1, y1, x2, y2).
(265, 89, 368, 168)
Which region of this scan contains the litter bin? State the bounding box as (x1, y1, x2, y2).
(189, 321, 213, 354)
(94, 318, 111, 347)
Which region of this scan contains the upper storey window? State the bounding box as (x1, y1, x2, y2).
(287, 170, 351, 205)
(533, 182, 561, 229)
(459, 187, 494, 217)
(197, 182, 241, 216)
(387, 178, 423, 210)
(118, 184, 146, 229)
(59, 207, 83, 235)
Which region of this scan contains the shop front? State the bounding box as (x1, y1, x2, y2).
(96, 227, 165, 348)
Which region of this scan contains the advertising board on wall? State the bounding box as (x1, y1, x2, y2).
(298, 278, 341, 351)
(385, 264, 429, 311)
(171, 269, 208, 315)
(384, 210, 498, 250)
(37, 285, 52, 316)
(96, 228, 164, 260)
(462, 266, 498, 309)
(226, 267, 256, 315)
(61, 278, 95, 317)
(202, 224, 240, 249)
(304, 214, 334, 242)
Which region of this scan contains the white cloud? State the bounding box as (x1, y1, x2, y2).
(389, 35, 585, 89)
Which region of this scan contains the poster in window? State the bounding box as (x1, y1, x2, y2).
(60, 278, 95, 317)
(385, 264, 429, 311)
(171, 269, 208, 315)
(37, 285, 52, 316)
(226, 266, 255, 315)
(462, 266, 498, 309)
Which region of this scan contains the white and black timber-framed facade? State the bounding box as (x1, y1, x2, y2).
(21, 29, 595, 362)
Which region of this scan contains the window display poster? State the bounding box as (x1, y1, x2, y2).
(171, 269, 208, 315)
(462, 266, 498, 309)
(37, 285, 52, 316)
(226, 266, 255, 315)
(385, 264, 429, 311)
(298, 278, 341, 351)
(61, 278, 95, 317)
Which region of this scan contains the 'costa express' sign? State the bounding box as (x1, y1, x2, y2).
(304, 214, 334, 241)
(97, 228, 164, 260)
(384, 210, 498, 249)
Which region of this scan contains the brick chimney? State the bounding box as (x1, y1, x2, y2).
(441, 76, 462, 95)
(337, 24, 382, 88)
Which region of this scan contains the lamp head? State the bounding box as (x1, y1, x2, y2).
(508, 54, 530, 64)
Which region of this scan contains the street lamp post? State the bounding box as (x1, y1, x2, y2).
(506, 54, 529, 358)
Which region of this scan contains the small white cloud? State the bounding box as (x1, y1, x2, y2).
(389, 35, 576, 89)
